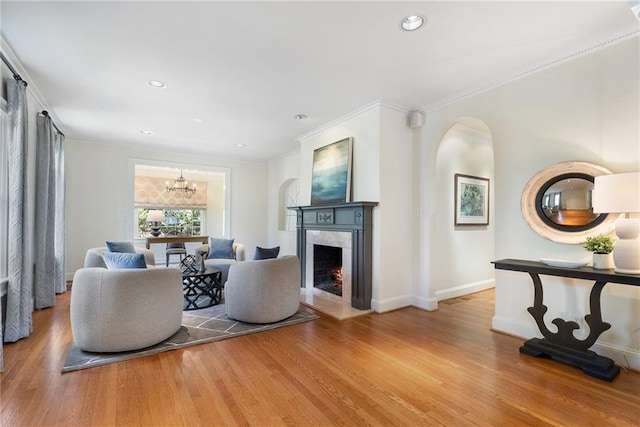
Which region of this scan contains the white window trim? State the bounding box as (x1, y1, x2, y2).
(127, 158, 231, 239)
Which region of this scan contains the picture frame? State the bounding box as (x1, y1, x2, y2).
(454, 173, 490, 226)
(310, 137, 353, 205)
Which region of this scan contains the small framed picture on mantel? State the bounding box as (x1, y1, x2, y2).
(455, 173, 490, 226)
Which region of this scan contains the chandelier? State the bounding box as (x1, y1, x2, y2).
(166, 169, 197, 198)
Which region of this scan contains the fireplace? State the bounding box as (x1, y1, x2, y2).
(292, 202, 377, 310)
(313, 245, 343, 297)
(305, 231, 352, 305)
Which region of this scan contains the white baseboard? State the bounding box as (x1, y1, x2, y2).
(371, 294, 411, 313)
(492, 315, 640, 373)
(435, 279, 495, 301)
(593, 342, 640, 373)
(492, 315, 538, 340)
(411, 295, 439, 311)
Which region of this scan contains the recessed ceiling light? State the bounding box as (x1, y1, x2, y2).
(193, 118, 203, 123)
(400, 15, 425, 31)
(147, 80, 166, 88)
(140, 130, 153, 135)
(236, 144, 245, 147)
(294, 114, 308, 120)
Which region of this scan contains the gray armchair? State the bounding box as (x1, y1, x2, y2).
(225, 255, 301, 324)
(195, 242, 246, 285)
(70, 266, 183, 352)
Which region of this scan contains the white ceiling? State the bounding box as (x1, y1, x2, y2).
(2, 1, 639, 162)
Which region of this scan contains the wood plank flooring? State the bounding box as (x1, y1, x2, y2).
(2, 289, 639, 426)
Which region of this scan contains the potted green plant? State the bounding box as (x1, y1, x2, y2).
(583, 234, 615, 269)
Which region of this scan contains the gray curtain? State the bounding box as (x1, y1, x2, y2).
(4, 78, 33, 343)
(34, 113, 66, 308)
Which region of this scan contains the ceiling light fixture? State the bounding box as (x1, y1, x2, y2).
(147, 80, 166, 88)
(401, 15, 425, 31)
(193, 118, 203, 123)
(236, 144, 245, 147)
(140, 130, 153, 135)
(294, 114, 308, 120)
(165, 169, 196, 198)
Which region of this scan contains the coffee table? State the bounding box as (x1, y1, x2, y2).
(181, 266, 222, 310)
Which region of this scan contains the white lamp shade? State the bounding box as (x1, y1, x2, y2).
(147, 210, 165, 222)
(592, 172, 640, 214)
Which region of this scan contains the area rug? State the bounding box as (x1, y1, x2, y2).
(62, 303, 319, 373)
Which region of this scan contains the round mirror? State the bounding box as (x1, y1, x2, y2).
(521, 162, 619, 244)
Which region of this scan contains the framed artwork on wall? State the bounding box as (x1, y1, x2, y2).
(311, 137, 353, 205)
(455, 173, 490, 226)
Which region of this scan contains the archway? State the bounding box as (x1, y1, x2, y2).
(432, 118, 495, 301)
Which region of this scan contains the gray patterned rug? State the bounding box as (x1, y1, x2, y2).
(62, 303, 318, 373)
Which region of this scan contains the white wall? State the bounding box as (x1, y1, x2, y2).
(205, 173, 225, 238)
(296, 103, 414, 312)
(376, 106, 415, 311)
(432, 122, 495, 302)
(417, 38, 640, 369)
(65, 138, 268, 274)
(267, 149, 300, 257)
(299, 105, 382, 205)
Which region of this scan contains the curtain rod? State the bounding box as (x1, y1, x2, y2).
(0, 51, 25, 83)
(1, 51, 63, 136)
(39, 111, 64, 137)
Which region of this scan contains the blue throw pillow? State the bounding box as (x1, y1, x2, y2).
(102, 252, 147, 269)
(106, 240, 136, 253)
(207, 237, 235, 259)
(253, 246, 280, 260)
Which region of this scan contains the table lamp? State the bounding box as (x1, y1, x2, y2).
(592, 172, 640, 274)
(148, 210, 165, 237)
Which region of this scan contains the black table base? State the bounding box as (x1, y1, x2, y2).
(520, 338, 620, 381)
(493, 259, 640, 382)
(182, 268, 222, 310)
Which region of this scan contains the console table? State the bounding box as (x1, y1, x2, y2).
(145, 235, 209, 249)
(493, 258, 640, 381)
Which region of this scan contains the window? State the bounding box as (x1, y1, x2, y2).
(133, 162, 230, 239)
(136, 208, 203, 237)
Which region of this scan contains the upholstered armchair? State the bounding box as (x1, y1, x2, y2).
(225, 255, 301, 324)
(70, 266, 183, 352)
(195, 241, 246, 285)
(84, 246, 156, 268)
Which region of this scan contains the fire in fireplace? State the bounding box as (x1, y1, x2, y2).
(313, 244, 342, 297)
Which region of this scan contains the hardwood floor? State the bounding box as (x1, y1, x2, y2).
(2, 289, 639, 426)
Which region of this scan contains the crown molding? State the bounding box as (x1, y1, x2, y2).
(1, 34, 66, 132)
(419, 28, 640, 113)
(296, 99, 411, 142)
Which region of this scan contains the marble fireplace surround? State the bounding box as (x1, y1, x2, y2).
(292, 202, 377, 310)
(305, 230, 352, 305)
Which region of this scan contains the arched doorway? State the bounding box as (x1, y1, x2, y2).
(432, 118, 495, 301)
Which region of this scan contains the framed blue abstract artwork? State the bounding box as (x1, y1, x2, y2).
(311, 137, 353, 205)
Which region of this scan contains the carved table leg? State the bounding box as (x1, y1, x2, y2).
(519, 273, 620, 381)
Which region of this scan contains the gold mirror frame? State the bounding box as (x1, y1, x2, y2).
(521, 161, 619, 244)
